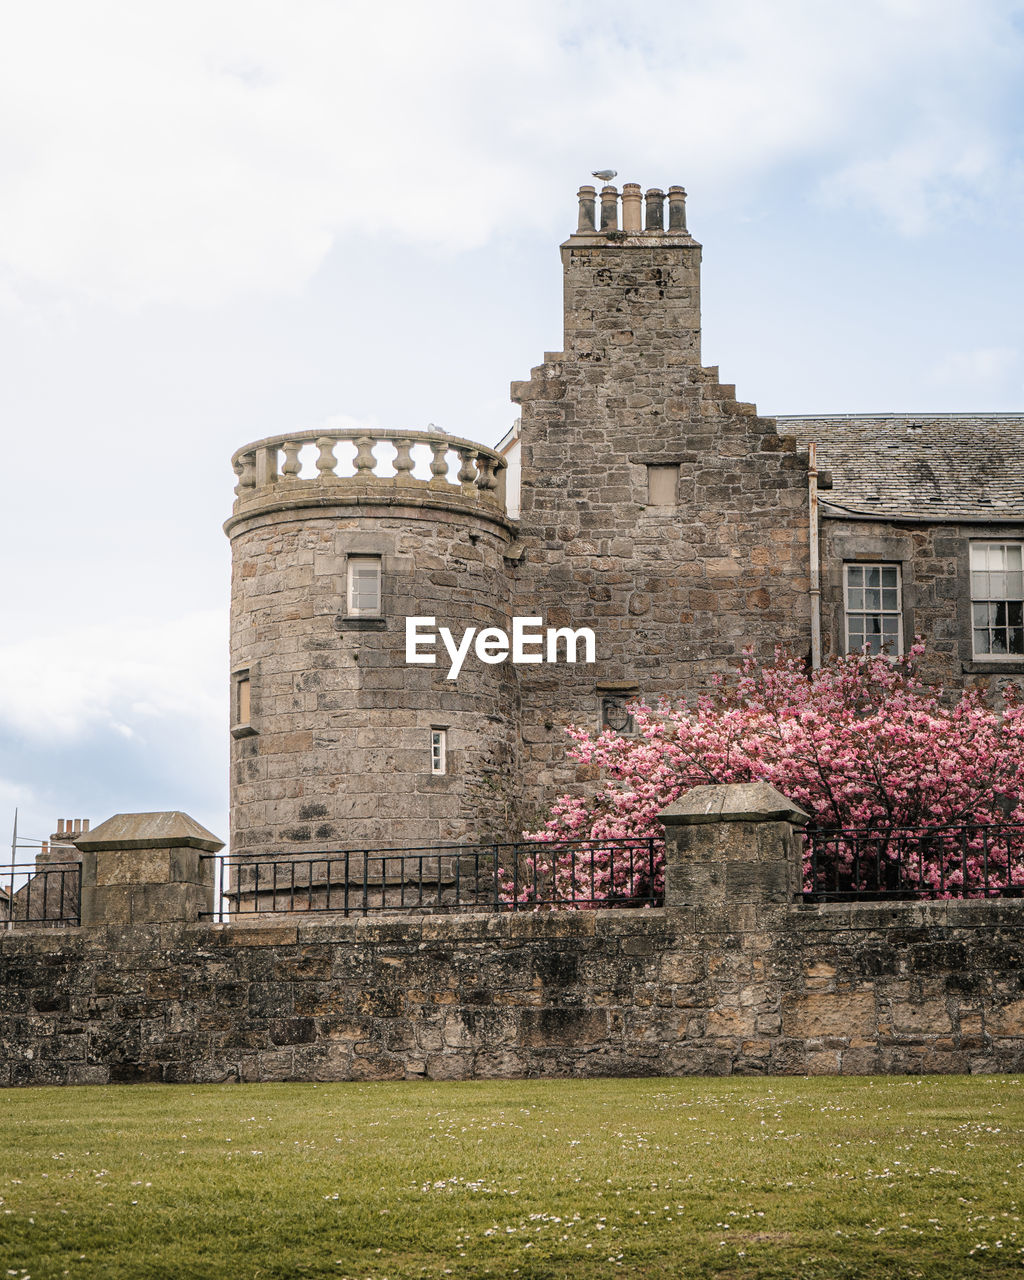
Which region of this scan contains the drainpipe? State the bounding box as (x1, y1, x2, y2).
(808, 442, 821, 669)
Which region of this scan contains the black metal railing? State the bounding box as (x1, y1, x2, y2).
(2, 854, 81, 928)
(201, 837, 662, 921)
(804, 823, 1024, 901)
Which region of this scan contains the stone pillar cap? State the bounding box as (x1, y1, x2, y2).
(73, 811, 224, 853)
(660, 782, 810, 826)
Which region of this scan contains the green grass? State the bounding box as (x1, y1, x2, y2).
(0, 1077, 1022, 1279)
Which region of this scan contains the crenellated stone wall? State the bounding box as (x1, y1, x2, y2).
(1, 795, 1021, 1087)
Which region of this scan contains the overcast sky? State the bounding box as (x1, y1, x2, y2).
(1, 0, 1022, 850)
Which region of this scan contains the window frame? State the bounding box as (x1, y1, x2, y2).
(969, 541, 1024, 661)
(842, 561, 903, 657)
(230, 665, 257, 739)
(430, 727, 447, 775)
(346, 555, 382, 618)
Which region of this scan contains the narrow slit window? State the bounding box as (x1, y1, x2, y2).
(971, 542, 1024, 658)
(430, 728, 447, 775)
(347, 556, 382, 616)
(237, 674, 251, 725)
(844, 563, 902, 656)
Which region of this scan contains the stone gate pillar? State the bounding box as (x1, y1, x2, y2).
(660, 782, 808, 923)
(74, 812, 223, 926)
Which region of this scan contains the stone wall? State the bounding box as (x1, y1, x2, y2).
(1, 794, 1021, 1087)
(227, 487, 519, 855)
(3, 893, 1023, 1088)
(819, 514, 1024, 699)
(510, 189, 811, 821)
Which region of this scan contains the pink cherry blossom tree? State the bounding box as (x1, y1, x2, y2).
(511, 644, 1024, 904)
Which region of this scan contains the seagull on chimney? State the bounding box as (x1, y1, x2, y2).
(592, 169, 617, 181)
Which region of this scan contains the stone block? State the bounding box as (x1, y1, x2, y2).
(782, 990, 876, 1040)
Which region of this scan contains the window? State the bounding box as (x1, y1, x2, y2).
(971, 542, 1023, 658)
(430, 728, 447, 775)
(647, 465, 679, 507)
(237, 673, 251, 725)
(230, 667, 256, 738)
(347, 556, 382, 616)
(844, 563, 902, 655)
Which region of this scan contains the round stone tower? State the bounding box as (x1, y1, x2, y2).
(224, 427, 518, 858)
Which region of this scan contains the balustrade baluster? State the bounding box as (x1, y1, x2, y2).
(281, 440, 302, 479)
(353, 435, 376, 474)
(393, 437, 415, 479)
(456, 447, 478, 487)
(475, 455, 497, 491)
(428, 441, 450, 484)
(233, 452, 256, 494)
(315, 436, 337, 478)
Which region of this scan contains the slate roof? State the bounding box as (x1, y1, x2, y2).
(777, 414, 1024, 522)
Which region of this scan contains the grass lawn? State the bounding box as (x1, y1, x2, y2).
(0, 1076, 1021, 1279)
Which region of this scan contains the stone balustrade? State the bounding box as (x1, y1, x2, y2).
(230, 427, 508, 518)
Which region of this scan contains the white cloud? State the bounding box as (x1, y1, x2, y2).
(0, 0, 1020, 307)
(0, 609, 225, 742)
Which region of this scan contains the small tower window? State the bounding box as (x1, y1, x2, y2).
(347, 556, 382, 616)
(430, 727, 447, 775)
(237, 673, 251, 725)
(231, 666, 257, 738)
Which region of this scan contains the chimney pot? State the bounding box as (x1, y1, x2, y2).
(621, 183, 642, 232)
(668, 185, 687, 231)
(599, 185, 619, 232)
(645, 188, 665, 231)
(576, 185, 596, 233)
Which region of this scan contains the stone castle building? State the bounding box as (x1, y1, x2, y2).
(225, 181, 1024, 858)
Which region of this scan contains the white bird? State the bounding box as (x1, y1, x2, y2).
(592, 169, 617, 181)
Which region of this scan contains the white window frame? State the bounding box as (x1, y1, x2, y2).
(430, 727, 447, 775)
(843, 562, 903, 657)
(970, 541, 1024, 660)
(346, 555, 382, 617)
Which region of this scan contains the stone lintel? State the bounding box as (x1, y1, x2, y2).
(660, 782, 809, 828)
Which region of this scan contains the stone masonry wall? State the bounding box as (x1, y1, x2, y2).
(510, 209, 810, 823)
(2, 899, 1023, 1087)
(228, 500, 519, 855)
(820, 514, 1024, 699)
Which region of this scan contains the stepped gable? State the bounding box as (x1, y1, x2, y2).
(780, 413, 1024, 520)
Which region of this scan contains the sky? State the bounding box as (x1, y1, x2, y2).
(1, 0, 1022, 850)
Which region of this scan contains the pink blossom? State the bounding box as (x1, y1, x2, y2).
(509, 643, 1024, 903)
